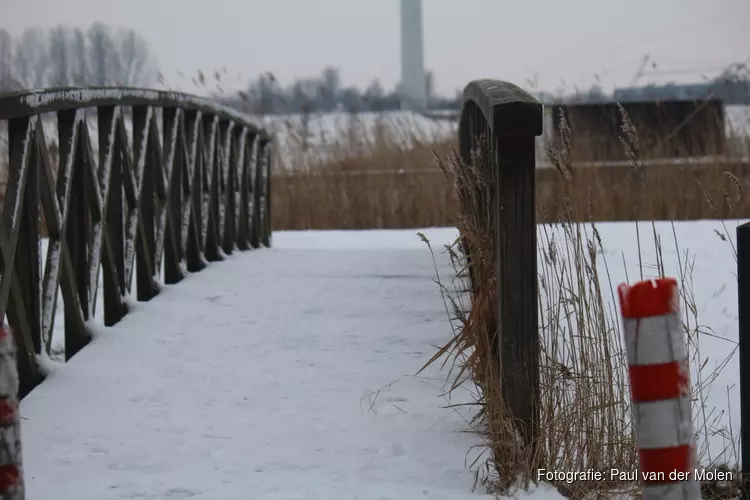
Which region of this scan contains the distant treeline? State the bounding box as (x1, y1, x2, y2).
(215, 67, 461, 115)
(0, 24, 461, 115)
(0, 23, 157, 90)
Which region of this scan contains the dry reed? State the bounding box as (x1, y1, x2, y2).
(418, 107, 744, 498)
(269, 106, 749, 230)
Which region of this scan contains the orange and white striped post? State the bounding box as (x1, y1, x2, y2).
(617, 278, 700, 499)
(0, 326, 24, 499)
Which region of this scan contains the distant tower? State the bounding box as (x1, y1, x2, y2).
(400, 0, 427, 111)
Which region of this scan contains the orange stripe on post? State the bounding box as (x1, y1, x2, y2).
(629, 361, 689, 402)
(638, 445, 694, 484)
(618, 278, 679, 319)
(0, 464, 20, 490)
(0, 400, 15, 425)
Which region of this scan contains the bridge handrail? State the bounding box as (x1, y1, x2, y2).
(456, 79, 543, 457)
(0, 85, 273, 400)
(0, 86, 267, 137)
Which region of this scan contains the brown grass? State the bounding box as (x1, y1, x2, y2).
(270, 113, 458, 229)
(416, 107, 745, 498)
(270, 109, 750, 230)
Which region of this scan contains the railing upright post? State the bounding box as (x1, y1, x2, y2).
(458, 80, 543, 456)
(738, 222, 750, 499)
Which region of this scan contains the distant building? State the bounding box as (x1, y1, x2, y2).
(399, 0, 427, 111)
(613, 79, 750, 105)
(547, 99, 726, 161)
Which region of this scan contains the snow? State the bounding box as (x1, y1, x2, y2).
(18, 220, 744, 499)
(20, 228, 506, 500)
(6, 87, 265, 132)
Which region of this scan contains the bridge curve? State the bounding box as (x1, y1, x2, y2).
(0, 86, 273, 398)
(0, 86, 267, 136)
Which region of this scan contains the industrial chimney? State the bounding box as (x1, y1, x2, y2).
(400, 0, 427, 111)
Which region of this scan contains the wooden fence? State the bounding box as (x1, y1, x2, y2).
(0, 87, 273, 398)
(735, 223, 750, 498)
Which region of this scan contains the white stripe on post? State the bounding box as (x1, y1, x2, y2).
(633, 397, 694, 450)
(0, 326, 24, 499)
(624, 314, 685, 366)
(618, 278, 699, 500)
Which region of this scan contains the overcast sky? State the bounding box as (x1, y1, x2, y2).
(1, 0, 748, 96)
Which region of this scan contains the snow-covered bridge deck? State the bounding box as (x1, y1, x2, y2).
(19, 229, 500, 500)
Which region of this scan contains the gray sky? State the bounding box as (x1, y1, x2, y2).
(1, 0, 748, 96)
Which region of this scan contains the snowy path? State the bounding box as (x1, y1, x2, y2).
(19, 229, 497, 499)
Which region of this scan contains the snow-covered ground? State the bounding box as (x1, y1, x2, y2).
(21, 228, 525, 499)
(18, 220, 743, 498)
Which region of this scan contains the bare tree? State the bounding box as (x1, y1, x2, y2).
(70, 28, 88, 85)
(117, 29, 155, 86)
(14, 27, 50, 89)
(48, 26, 73, 86)
(2, 23, 158, 91)
(87, 22, 119, 85)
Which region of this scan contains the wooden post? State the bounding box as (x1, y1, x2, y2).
(458, 80, 543, 452)
(737, 222, 750, 499)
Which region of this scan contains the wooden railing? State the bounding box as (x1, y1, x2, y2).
(457, 80, 543, 452)
(0, 87, 273, 398)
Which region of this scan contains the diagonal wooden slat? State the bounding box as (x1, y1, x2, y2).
(154, 107, 182, 279)
(37, 109, 89, 356)
(180, 110, 200, 261)
(35, 115, 70, 352)
(124, 105, 153, 292)
(97, 106, 128, 326)
(216, 121, 235, 250)
(14, 120, 42, 355)
(135, 112, 161, 301)
(63, 117, 95, 359)
(0, 117, 34, 319)
(203, 119, 225, 262)
(186, 116, 207, 273)
(222, 126, 245, 254)
(200, 116, 219, 255)
(5, 116, 43, 397)
(235, 133, 255, 251)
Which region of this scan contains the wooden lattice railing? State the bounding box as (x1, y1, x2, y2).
(0, 87, 273, 398)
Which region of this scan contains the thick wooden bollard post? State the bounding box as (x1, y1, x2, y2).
(0, 326, 24, 498)
(618, 278, 700, 499)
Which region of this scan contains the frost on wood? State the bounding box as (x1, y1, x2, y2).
(8, 87, 264, 132)
(41, 240, 62, 353)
